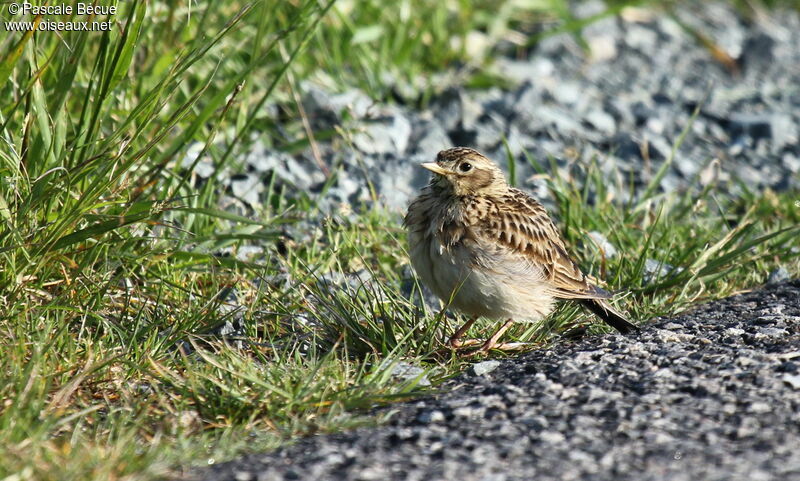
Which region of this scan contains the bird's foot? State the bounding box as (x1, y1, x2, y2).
(462, 318, 517, 357)
(447, 317, 478, 349)
(448, 338, 483, 349)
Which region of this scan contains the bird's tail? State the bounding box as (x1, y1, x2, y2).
(579, 298, 638, 334)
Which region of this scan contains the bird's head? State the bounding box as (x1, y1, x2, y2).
(421, 147, 507, 196)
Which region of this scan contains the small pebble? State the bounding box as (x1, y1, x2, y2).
(471, 360, 502, 376)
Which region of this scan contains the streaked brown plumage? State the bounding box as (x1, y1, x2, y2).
(404, 147, 636, 354)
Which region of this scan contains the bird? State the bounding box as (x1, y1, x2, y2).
(403, 147, 637, 355)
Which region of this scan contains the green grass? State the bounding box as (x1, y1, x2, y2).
(1, 0, 799, 479)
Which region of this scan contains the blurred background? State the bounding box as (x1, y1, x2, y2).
(0, 1, 798, 479)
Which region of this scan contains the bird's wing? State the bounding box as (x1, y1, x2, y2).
(470, 188, 608, 300)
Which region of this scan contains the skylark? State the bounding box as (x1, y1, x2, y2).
(404, 147, 637, 355)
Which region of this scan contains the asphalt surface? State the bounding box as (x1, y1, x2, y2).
(191, 279, 800, 481)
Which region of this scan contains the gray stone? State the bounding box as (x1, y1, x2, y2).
(316, 270, 379, 296)
(528, 105, 585, 136)
(551, 82, 583, 107)
(770, 114, 798, 152)
(675, 155, 700, 179)
(352, 108, 412, 156)
(471, 360, 502, 376)
(245, 148, 324, 191)
(584, 109, 616, 135)
(182, 143, 216, 178)
(768, 267, 791, 285)
(373, 158, 430, 211)
(493, 58, 552, 84)
(432, 88, 464, 133)
(303, 84, 372, 122)
(416, 410, 446, 424)
(586, 231, 618, 259)
(286, 156, 323, 190)
(625, 24, 659, 51)
(390, 362, 431, 387)
(474, 114, 506, 150)
(229, 173, 264, 207)
(643, 258, 676, 284)
(217, 194, 249, 218)
(726, 113, 797, 152)
(412, 118, 451, 158)
(234, 245, 264, 262)
(783, 153, 800, 174)
(460, 93, 485, 131)
(783, 374, 800, 390)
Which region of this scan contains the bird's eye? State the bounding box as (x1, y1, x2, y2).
(459, 162, 472, 173)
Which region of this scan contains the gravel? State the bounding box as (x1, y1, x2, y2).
(191, 279, 800, 481)
(182, 2, 800, 218)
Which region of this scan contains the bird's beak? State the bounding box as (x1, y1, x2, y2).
(420, 162, 449, 176)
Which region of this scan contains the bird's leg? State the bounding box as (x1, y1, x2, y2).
(467, 318, 517, 356)
(448, 317, 480, 348)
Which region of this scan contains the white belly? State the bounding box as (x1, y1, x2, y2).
(409, 232, 554, 322)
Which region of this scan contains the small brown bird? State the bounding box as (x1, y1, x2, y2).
(404, 147, 637, 355)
